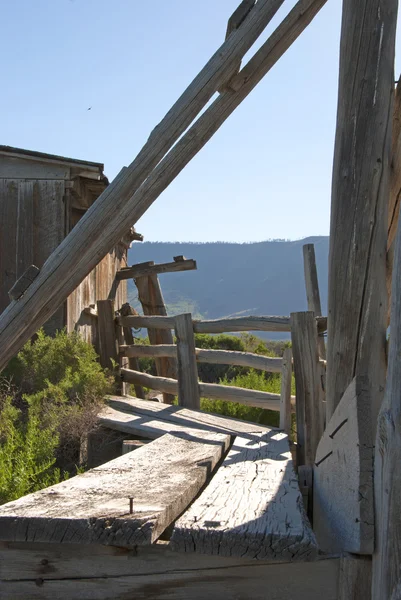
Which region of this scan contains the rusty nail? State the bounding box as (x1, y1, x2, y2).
(129, 497, 134, 514)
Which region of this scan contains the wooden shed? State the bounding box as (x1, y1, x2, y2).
(0, 145, 132, 349)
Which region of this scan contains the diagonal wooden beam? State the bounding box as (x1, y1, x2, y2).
(116, 258, 197, 280)
(0, 0, 326, 371)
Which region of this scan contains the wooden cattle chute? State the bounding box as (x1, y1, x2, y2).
(0, 0, 400, 597)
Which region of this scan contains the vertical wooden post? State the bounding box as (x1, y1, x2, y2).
(302, 243, 326, 359)
(338, 555, 372, 600)
(327, 0, 397, 597)
(120, 303, 145, 399)
(175, 313, 200, 410)
(135, 266, 177, 403)
(97, 300, 119, 371)
(290, 312, 323, 466)
(279, 347, 292, 434)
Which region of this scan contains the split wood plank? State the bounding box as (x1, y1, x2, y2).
(302, 244, 326, 359)
(290, 312, 323, 466)
(117, 258, 197, 280)
(313, 376, 373, 554)
(102, 395, 274, 439)
(170, 432, 317, 561)
(8, 265, 40, 301)
(135, 271, 176, 403)
(0, 431, 229, 546)
(0, 0, 326, 372)
(0, 542, 339, 600)
(120, 368, 295, 411)
(120, 344, 283, 373)
(279, 347, 292, 433)
(96, 300, 119, 371)
(175, 313, 200, 409)
(119, 303, 145, 399)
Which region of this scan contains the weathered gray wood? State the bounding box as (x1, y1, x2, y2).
(338, 554, 372, 600)
(135, 273, 176, 403)
(103, 396, 275, 438)
(313, 376, 373, 554)
(120, 368, 294, 411)
(290, 312, 323, 466)
(117, 258, 197, 280)
(171, 433, 317, 561)
(298, 465, 313, 521)
(0, 541, 339, 600)
(0, 432, 229, 546)
(119, 314, 291, 332)
(119, 303, 145, 399)
(280, 347, 292, 433)
(8, 264, 40, 301)
(175, 313, 200, 410)
(97, 300, 119, 371)
(0, 0, 326, 372)
(122, 440, 149, 454)
(0, 0, 290, 369)
(373, 143, 401, 597)
(302, 244, 326, 359)
(120, 344, 283, 372)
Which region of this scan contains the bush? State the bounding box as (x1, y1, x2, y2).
(0, 329, 114, 504)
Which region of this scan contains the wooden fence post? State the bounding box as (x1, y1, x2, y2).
(175, 313, 200, 410)
(290, 312, 323, 466)
(97, 300, 119, 370)
(120, 303, 145, 399)
(279, 347, 292, 434)
(302, 243, 326, 359)
(135, 268, 177, 403)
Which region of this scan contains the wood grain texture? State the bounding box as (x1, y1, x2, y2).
(175, 313, 200, 409)
(120, 368, 293, 411)
(290, 312, 323, 466)
(8, 265, 40, 301)
(373, 141, 401, 597)
(0, 432, 229, 546)
(338, 554, 372, 600)
(97, 300, 119, 371)
(0, 0, 286, 371)
(302, 243, 326, 359)
(280, 347, 292, 433)
(118, 314, 292, 333)
(171, 432, 317, 561)
(120, 303, 145, 399)
(0, 541, 339, 600)
(313, 376, 373, 554)
(326, 0, 396, 431)
(117, 258, 197, 280)
(121, 344, 283, 372)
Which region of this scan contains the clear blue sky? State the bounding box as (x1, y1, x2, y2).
(1, 1, 400, 242)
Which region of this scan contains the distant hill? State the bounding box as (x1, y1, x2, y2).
(127, 237, 329, 339)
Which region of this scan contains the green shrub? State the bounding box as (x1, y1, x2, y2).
(0, 329, 114, 504)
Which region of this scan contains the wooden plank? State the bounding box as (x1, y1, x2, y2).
(8, 265, 40, 301)
(175, 313, 200, 409)
(118, 314, 292, 333)
(122, 440, 149, 454)
(171, 432, 317, 561)
(15, 181, 34, 281)
(0, 180, 18, 313)
(302, 243, 326, 359)
(135, 273, 176, 403)
(117, 258, 197, 280)
(373, 155, 401, 597)
(0, 431, 229, 546)
(279, 347, 292, 433)
(0, 0, 326, 372)
(338, 555, 372, 600)
(290, 312, 323, 466)
(120, 368, 294, 411)
(298, 465, 313, 521)
(103, 395, 275, 437)
(313, 376, 373, 554)
(97, 300, 119, 370)
(119, 303, 145, 399)
(0, 541, 339, 600)
(120, 344, 283, 372)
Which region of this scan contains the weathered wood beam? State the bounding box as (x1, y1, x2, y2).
(373, 152, 401, 596)
(303, 244, 326, 359)
(175, 313, 200, 410)
(120, 344, 284, 373)
(97, 300, 119, 371)
(116, 258, 197, 280)
(8, 265, 40, 301)
(0, 432, 229, 546)
(119, 303, 145, 399)
(120, 368, 295, 411)
(0, 0, 326, 372)
(279, 347, 292, 433)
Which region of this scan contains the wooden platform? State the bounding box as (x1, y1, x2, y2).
(0, 397, 333, 599)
